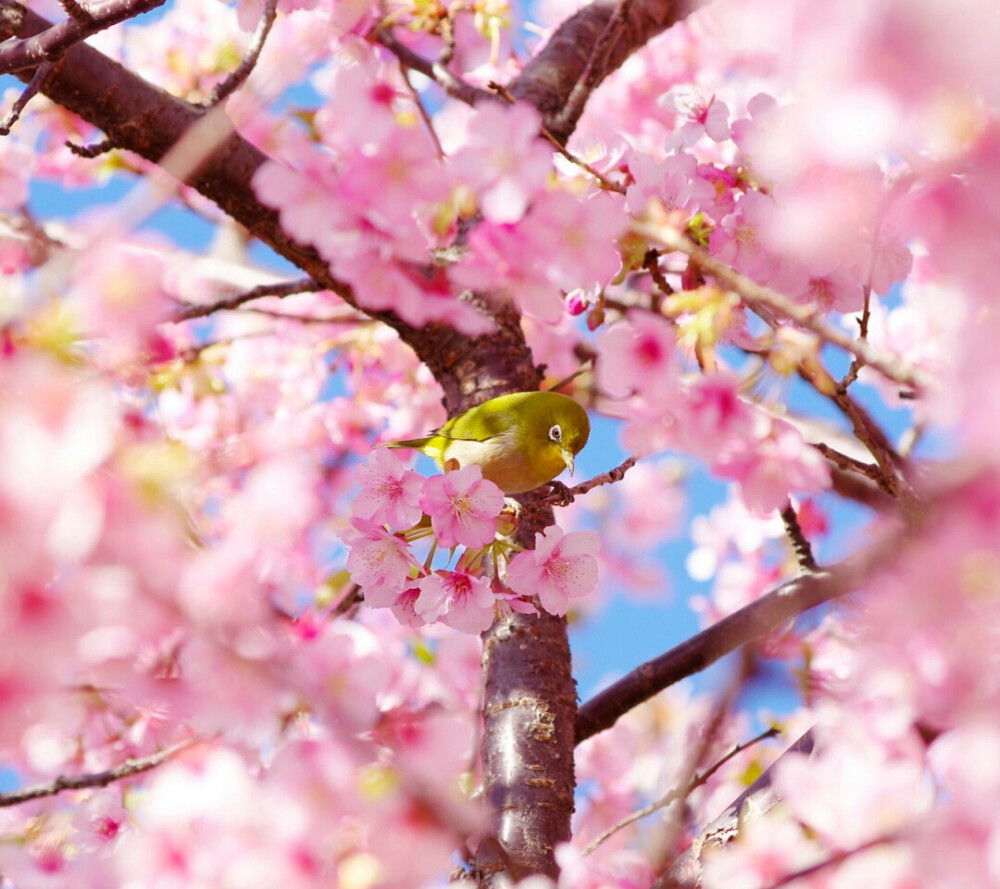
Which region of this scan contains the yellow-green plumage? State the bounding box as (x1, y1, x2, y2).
(387, 391, 590, 494)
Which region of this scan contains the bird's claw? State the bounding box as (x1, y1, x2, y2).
(547, 480, 575, 506)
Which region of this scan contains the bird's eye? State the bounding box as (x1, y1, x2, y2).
(549, 424, 562, 443)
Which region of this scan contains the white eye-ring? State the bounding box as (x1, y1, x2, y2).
(549, 424, 563, 443)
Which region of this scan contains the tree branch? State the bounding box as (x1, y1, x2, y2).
(0, 0, 165, 73)
(584, 726, 779, 856)
(637, 220, 931, 393)
(575, 568, 854, 744)
(657, 730, 816, 888)
(199, 0, 278, 108)
(780, 503, 818, 572)
(509, 0, 702, 143)
(0, 739, 197, 807)
(0, 59, 53, 134)
(173, 276, 323, 321)
(372, 29, 495, 106)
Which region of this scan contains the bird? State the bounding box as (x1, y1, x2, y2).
(386, 390, 590, 494)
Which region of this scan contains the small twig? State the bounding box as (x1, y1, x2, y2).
(841, 284, 872, 388)
(637, 221, 930, 393)
(372, 29, 493, 106)
(780, 502, 818, 572)
(530, 455, 638, 509)
(538, 124, 627, 193)
(173, 276, 324, 321)
(549, 0, 633, 141)
(489, 80, 626, 194)
(656, 731, 816, 888)
(240, 306, 372, 325)
(399, 63, 445, 158)
(0, 0, 166, 74)
(0, 60, 53, 134)
(65, 135, 115, 157)
(811, 442, 886, 487)
(437, 13, 456, 67)
(58, 0, 92, 23)
(761, 834, 898, 889)
(330, 583, 363, 619)
(200, 0, 278, 107)
(830, 388, 918, 512)
(584, 726, 779, 855)
(643, 249, 674, 300)
(0, 738, 197, 807)
(547, 362, 592, 393)
(797, 361, 918, 512)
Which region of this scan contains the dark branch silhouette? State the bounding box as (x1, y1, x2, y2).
(0, 739, 197, 808)
(575, 568, 855, 744)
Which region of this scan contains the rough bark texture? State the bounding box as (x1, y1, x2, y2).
(509, 0, 698, 143)
(479, 607, 577, 883)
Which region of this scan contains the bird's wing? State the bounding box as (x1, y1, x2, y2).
(435, 402, 520, 443)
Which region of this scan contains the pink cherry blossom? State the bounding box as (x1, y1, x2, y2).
(341, 517, 419, 605)
(415, 569, 496, 633)
(713, 415, 831, 514)
(507, 526, 600, 616)
(353, 447, 424, 529)
(624, 150, 716, 216)
(596, 310, 680, 402)
(0, 138, 34, 210)
(449, 102, 554, 224)
(418, 466, 504, 549)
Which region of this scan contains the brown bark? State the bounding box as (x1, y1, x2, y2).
(510, 0, 700, 143)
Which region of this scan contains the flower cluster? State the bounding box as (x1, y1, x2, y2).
(342, 448, 601, 630)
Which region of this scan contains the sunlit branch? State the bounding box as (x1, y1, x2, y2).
(0, 60, 53, 134)
(780, 503, 818, 572)
(173, 277, 324, 321)
(550, 0, 634, 140)
(200, 0, 278, 108)
(656, 730, 816, 889)
(0, 0, 166, 73)
(584, 726, 780, 855)
(637, 221, 930, 393)
(0, 738, 197, 807)
(372, 28, 494, 106)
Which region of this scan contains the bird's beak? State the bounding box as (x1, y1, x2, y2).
(562, 450, 575, 476)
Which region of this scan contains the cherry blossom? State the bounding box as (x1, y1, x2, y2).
(353, 446, 424, 530)
(342, 518, 420, 605)
(418, 466, 505, 549)
(415, 569, 496, 633)
(507, 527, 601, 616)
